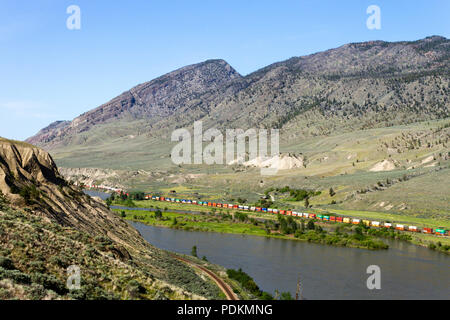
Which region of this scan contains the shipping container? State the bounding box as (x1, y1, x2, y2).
(372, 221, 380, 227)
(384, 223, 392, 228)
(395, 224, 405, 231)
(286, 211, 292, 216)
(323, 216, 330, 221)
(352, 219, 360, 225)
(273, 209, 279, 214)
(363, 220, 371, 226)
(262, 208, 267, 212)
(435, 228, 446, 235)
(256, 207, 262, 212)
(422, 227, 433, 234)
(280, 210, 286, 215)
(330, 216, 336, 222)
(250, 207, 256, 211)
(309, 214, 316, 219)
(336, 217, 343, 222)
(408, 226, 417, 232)
(268, 208, 273, 212)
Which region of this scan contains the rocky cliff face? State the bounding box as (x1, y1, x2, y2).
(0, 138, 222, 299)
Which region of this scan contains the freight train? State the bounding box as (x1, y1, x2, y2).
(84, 185, 448, 237)
(143, 194, 449, 237)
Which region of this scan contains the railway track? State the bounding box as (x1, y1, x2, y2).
(172, 255, 238, 300)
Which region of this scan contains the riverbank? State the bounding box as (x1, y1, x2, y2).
(109, 197, 449, 254)
(112, 206, 389, 250)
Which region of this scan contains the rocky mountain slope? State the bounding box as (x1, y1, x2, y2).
(27, 59, 241, 148)
(0, 138, 227, 299)
(28, 36, 449, 155)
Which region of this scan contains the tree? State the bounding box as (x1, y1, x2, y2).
(307, 220, 315, 230)
(191, 246, 198, 258)
(280, 291, 294, 300)
(329, 187, 336, 197)
(154, 209, 162, 219)
(304, 197, 310, 208)
(120, 211, 126, 218)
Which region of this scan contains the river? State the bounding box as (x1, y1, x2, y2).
(131, 222, 449, 300)
(84, 190, 450, 299)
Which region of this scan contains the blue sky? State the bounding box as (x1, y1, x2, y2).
(1, 0, 449, 141)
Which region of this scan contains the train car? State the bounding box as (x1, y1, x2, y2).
(262, 208, 267, 212)
(422, 227, 433, 234)
(323, 216, 330, 221)
(336, 217, 343, 223)
(316, 214, 323, 220)
(273, 209, 279, 214)
(395, 224, 405, 231)
(228, 204, 234, 208)
(256, 207, 262, 212)
(435, 228, 447, 236)
(250, 207, 256, 211)
(309, 214, 316, 219)
(268, 208, 273, 213)
(408, 226, 418, 232)
(286, 211, 292, 216)
(363, 220, 371, 227)
(372, 221, 380, 227)
(330, 216, 336, 222)
(207, 202, 212, 207)
(383, 222, 392, 228)
(233, 205, 238, 209)
(161, 197, 165, 201)
(303, 213, 309, 218)
(343, 217, 351, 224)
(280, 210, 286, 215)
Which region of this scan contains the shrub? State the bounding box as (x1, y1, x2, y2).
(0, 257, 14, 270)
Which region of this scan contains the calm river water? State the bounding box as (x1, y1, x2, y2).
(83, 190, 449, 299)
(131, 222, 449, 300)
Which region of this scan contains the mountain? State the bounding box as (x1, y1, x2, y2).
(27, 59, 241, 148)
(0, 138, 227, 299)
(26, 36, 449, 170)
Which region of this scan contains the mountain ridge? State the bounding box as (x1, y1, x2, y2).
(26, 36, 449, 165)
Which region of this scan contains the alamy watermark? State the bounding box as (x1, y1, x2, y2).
(366, 5, 381, 30)
(171, 121, 280, 176)
(366, 265, 381, 290)
(66, 265, 81, 290)
(66, 5, 81, 30)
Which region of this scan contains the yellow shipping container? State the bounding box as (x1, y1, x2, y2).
(363, 220, 371, 226)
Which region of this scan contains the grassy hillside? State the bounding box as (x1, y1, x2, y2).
(0, 194, 222, 300)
